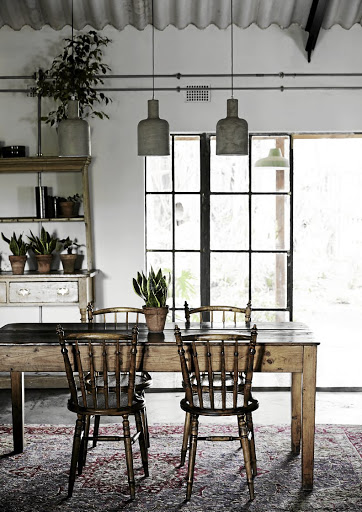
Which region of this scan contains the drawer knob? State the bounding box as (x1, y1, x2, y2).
(57, 287, 69, 296)
(18, 288, 30, 296)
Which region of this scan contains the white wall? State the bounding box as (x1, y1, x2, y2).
(1, 22, 362, 325)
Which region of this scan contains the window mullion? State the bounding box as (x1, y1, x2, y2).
(200, 133, 210, 307)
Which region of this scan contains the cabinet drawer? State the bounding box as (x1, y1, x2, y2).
(0, 282, 6, 303)
(9, 282, 79, 304)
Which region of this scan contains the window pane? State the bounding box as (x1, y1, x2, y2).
(293, 136, 362, 387)
(175, 194, 200, 250)
(210, 253, 249, 306)
(251, 136, 290, 192)
(210, 136, 248, 192)
(251, 311, 289, 322)
(146, 251, 173, 318)
(210, 195, 249, 250)
(252, 195, 290, 250)
(146, 155, 172, 192)
(146, 194, 172, 249)
(252, 253, 287, 308)
(174, 136, 200, 192)
(175, 252, 200, 308)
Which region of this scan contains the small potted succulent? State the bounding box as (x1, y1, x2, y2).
(1, 232, 29, 275)
(58, 236, 79, 273)
(27, 227, 59, 273)
(133, 267, 170, 333)
(58, 194, 82, 218)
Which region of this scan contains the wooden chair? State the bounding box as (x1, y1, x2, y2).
(174, 325, 259, 501)
(184, 301, 252, 325)
(87, 302, 152, 448)
(57, 325, 148, 500)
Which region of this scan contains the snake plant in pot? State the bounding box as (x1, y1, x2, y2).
(1, 232, 29, 275)
(27, 227, 59, 273)
(133, 267, 170, 332)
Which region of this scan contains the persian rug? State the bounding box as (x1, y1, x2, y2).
(0, 424, 361, 512)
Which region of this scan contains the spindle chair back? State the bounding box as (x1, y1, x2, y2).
(174, 325, 259, 501)
(87, 302, 145, 327)
(184, 301, 252, 325)
(57, 325, 148, 500)
(86, 303, 152, 447)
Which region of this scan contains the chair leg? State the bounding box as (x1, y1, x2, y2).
(141, 406, 150, 449)
(93, 415, 100, 448)
(68, 415, 83, 497)
(186, 414, 199, 501)
(77, 416, 86, 475)
(246, 412, 257, 478)
(181, 411, 191, 466)
(123, 415, 136, 500)
(135, 410, 149, 477)
(81, 415, 91, 469)
(238, 414, 255, 501)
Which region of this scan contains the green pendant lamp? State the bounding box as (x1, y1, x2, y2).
(138, 0, 169, 156)
(216, 0, 248, 156)
(255, 148, 289, 167)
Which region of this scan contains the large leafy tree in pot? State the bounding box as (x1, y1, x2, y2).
(36, 30, 112, 126)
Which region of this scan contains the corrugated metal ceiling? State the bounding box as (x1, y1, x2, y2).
(0, 0, 362, 31)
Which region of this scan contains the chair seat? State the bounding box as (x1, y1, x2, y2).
(191, 372, 244, 390)
(68, 392, 145, 414)
(180, 395, 259, 416)
(85, 371, 152, 393)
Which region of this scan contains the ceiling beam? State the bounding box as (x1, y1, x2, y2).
(305, 0, 330, 62)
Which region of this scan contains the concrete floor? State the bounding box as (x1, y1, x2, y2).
(0, 389, 361, 425)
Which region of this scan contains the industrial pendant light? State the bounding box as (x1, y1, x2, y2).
(255, 148, 289, 167)
(138, 0, 169, 156)
(216, 0, 248, 156)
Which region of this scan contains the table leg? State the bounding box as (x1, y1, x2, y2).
(10, 371, 24, 454)
(291, 372, 302, 454)
(301, 345, 317, 490)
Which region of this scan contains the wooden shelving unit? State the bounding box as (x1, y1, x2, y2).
(0, 156, 97, 322)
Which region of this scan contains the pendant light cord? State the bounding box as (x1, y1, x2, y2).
(152, 0, 155, 100)
(231, 0, 234, 98)
(71, 0, 75, 97)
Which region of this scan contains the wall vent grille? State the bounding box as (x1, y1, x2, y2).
(185, 85, 210, 102)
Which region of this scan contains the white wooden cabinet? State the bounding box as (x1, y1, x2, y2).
(0, 157, 98, 322)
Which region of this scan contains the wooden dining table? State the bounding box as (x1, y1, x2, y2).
(0, 321, 318, 490)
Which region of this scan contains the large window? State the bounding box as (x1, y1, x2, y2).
(145, 134, 292, 323)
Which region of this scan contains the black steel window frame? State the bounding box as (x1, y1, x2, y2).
(145, 133, 293, 321)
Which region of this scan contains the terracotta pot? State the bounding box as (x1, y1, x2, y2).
(59, 201, 75, 218)
(142, 306, 169, 333)
(60, 254, 77, 273)
(9, 255, 27, 275)
(35, 254, 53, 273)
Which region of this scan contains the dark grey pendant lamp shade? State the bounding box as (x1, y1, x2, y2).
(138, 0, 170, 156)
(216, 0, 248, 156)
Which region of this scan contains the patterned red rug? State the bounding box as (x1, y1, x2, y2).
(0, 424, 361, 511)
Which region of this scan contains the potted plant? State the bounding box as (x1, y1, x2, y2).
(27, 227, 59, 273)
(1, 232, 29, 275)
(58, 236, 79, 273)
(133, 267, 171, 333)
(35, 30, 112, 156)
(58, 194, 82, 218)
